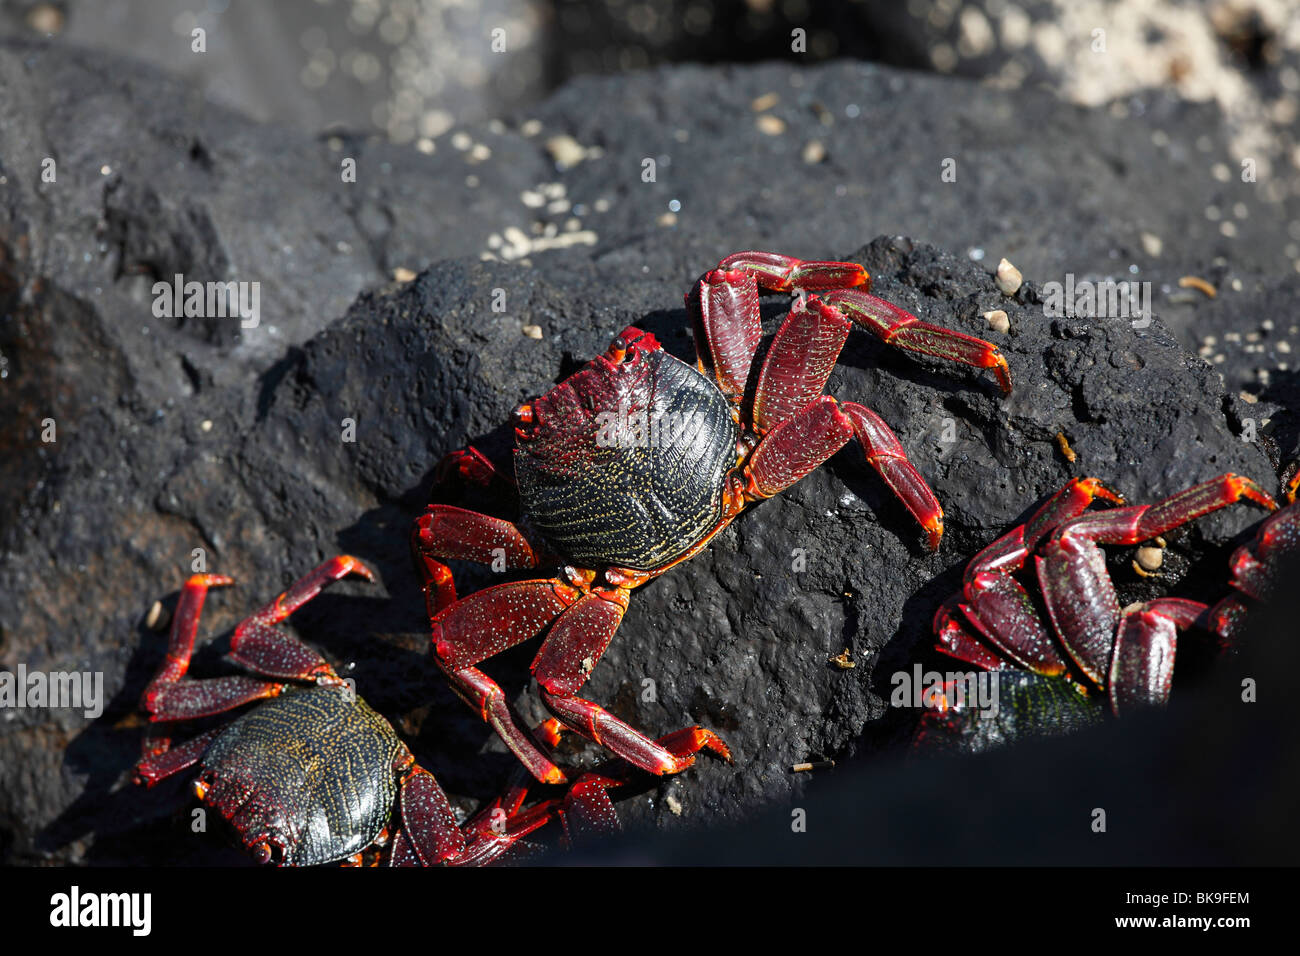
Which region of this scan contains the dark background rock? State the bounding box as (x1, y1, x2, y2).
(1, 22, 1298, 864)
(8, 0, 1297, 194)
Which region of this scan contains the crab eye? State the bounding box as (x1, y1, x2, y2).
(611, 336, 627, 351)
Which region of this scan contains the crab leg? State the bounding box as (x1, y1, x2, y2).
(843, 403, 945, 550)
(423, 577, 586, 784)
(456, 790, 563, 867)
(235, 554, 373, 632)
(821, 289, 1012, 394)
(141, 558, 371, 735)
(540, 687, 731, 776)
(717, 251, 870, 293)
(548, 723, 735, 847)
(135, 728, 222, 786)
(686, 264, 763, 405)
(226, 623, 337, 682)
(139, 574, 234, 711)
(390, 765, 468, 866)
(937, 479, 1126, 675)
(429, 579, 582, 669)
(750, 296, 851, 432)
(960, 478, 1125, 583)
(1106, 597, 1210, 713)
(933, 598, 1014, 671)
(955, 571, 1070, 677)
(434, 660, 568, 784)
(138, 573, 233, 760)
(1108, 606, 1179, 715)
(532, 591, 732, 776)
(145, 675, 286, 722)
(554, 772, 622, 849)
(1049, 474, 1276, 549)
(687, 253, 868, 407)
(1037, 474, 1276, 685)
(744, 395, 944, 548)
(435, 446, 516, 491)
(415, 506, 543, 570)
(412, 505, 547, 615)
(745, 396, 853, 498)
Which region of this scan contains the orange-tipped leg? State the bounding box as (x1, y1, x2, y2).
(822, 288, 1012, 395)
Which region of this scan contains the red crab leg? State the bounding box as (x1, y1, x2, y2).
(1140, 597, 1209, 630)
(455, 790, 564, 867)
(139, 574, 234, 710)
(135, 728, 222, 786)
(541, 684, 732, 776)
(1203, 596, 1249, 647)
(750, 296, 851, 433)
(434, 660, 568, 784)
(717, 251, 870, 293)
(530, 589, 629, 694)
(144, 557, 372, 723)
(820, 289, 1012, 394)
(415, 506, 543, 574)
(1225, 499, 1300, 602)
(1105, 599, 1208, 716)
(146, 675, 285, 722)
(744, 396, 853, 498)
(391, 765, 467, 866)
(842, 403, 944, 550)
(137, 573, 233, 760)
(235, 554, 373, 633)
(391, 768, 567, 867)
(1037, 474, 1276, 685)
(962, 478, 1126, 582)
(957, 572, 1070, 677)
(1108, 607, 1179, 715)
(430, 578, 582, 669)
(411, 506, 550, 618)
(1202, 500, 1300, 643)
(226, 624, 336, 682)
(1050, 474, 1276, 549)
(939, 478, 1125, 676)
(551, 772, 621, 849)
(933, 598, 1012, 671)
(748, 288, 1006, 549)
(687, 253, 868, 408)
(743, 395, 944, 548)
(435, 446, 516, 490)
(687, 264, 763, 405)
(551, 726, 732, 846)
(226, 555, 372, 679)
(533, 590, 732, 776)
(425, 578, 585, 784)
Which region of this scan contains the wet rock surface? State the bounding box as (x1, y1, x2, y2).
(0, 40, 1294, 864)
